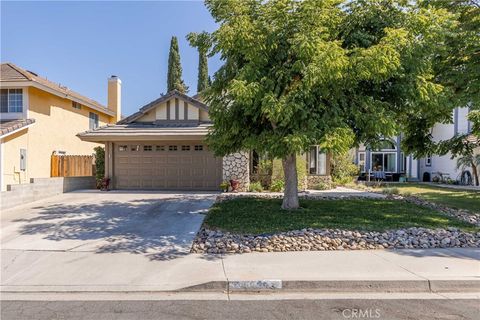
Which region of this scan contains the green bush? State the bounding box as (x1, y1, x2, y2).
(94, 146, 105, 188)
(313, 181, 333, 190)
(270, 179, 285, 192)
(330, 151, 359, 185)
(249, 181, 264, 192)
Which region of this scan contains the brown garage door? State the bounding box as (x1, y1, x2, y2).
(113, 142, 222, 190)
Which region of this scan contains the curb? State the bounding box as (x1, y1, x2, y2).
(179, 279, 480, 293)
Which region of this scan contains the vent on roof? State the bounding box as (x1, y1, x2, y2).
(26, 70, 38, 76)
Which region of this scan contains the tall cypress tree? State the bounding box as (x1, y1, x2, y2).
(186, 32, 211, 93)
(167, 36, 188, 93)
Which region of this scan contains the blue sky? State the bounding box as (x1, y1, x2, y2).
(1, 0, 222, 116)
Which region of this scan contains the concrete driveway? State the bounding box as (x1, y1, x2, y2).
(1, 190, 217, 260)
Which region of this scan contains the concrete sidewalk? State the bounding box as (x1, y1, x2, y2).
(2, 248, 478, 293)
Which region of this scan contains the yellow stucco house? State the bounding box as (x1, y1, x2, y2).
(0, 62, 121, 191)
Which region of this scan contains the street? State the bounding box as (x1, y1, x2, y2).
(2, 297, 479, 320)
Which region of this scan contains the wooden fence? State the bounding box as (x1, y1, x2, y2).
(51, 155, 95, 177)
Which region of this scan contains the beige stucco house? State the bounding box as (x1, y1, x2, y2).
(0, 62, 121, 191)
(78, 90, 331, 191)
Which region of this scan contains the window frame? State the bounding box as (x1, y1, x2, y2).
(370, 152, 397, 172)
(425, 156, 432, 167)
(308, 146, 327, 176)
(89, 112, 99, 130)
(1, 88, 24, 113)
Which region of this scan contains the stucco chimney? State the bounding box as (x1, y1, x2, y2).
(108, 75, 121, 122)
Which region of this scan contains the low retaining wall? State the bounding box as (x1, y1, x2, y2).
(1, 176, 96, 211)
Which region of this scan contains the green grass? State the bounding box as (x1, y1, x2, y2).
(381, 183, 480, 213)
(204, 198, 478, 235)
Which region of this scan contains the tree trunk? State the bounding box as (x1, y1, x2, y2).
(282, 154, 300, 210)
(471, 162, 479, 186)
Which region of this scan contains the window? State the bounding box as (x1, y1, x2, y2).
(169, 145, 178, 151)
(72, 101, 81, 109)
(143, 145, 152, 151)
(181, 145, 190, 151)
(89, 112, 99, 130)
(371, 153, 396, 172)
(425, 156, 432, 167)
(156, 145, 165, 151)
(131, 145, 140, 151)
(194, 145, 203, 151)
(118, 145, 128, 151)
(309, 146, 327, 175)
(377, 139, 396, 150)
(358, 152, 366, 172)
(1, 89, 23, 113)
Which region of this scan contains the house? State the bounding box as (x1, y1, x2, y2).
(354, 106, 477, 183)
(0, 62, 121, 191)
(78, 90, 331, 191)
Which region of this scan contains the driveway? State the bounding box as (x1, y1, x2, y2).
(1, 190, 217, 260)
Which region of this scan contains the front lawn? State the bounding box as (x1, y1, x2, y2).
(203, 198, 478, 235)
(382, 183, 480, 213)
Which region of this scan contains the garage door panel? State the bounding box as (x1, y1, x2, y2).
(114, 142, 222, 190)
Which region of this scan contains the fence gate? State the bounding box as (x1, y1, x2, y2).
(51, 155, 95, 177)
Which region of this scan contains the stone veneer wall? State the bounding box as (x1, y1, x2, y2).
(306, 175, 332, 189)
(222, 152, 249, 191)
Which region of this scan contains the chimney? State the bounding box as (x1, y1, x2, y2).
(107, 75, 122, 122)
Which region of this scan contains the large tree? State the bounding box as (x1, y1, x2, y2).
(204, 0, 454, 209)
(187, 31, 212, 93)
(167, 36, 188, 93)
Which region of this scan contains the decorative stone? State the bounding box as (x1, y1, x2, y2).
(222, 152, 250, 191)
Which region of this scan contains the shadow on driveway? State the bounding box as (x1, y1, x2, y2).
(12, 194, 217, 261)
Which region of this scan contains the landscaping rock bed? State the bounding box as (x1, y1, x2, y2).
(399, 195, 480, 227)
(191, 227, 480, 254)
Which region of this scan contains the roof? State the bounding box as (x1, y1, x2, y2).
(77, 122, 211, 142)
(118, 90, 209, 124)
(0, 119, 35, 138)
(0, 62, 115, 117)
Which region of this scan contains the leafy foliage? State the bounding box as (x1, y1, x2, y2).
(270, 179, 285, 192)
(186, 31, 212, 93)
(203, 0, 458, 207)
(249, 181, 264, 192)
(167, 36, 188, 93)
(330, 152, 359, 185)
(94, 146, 105, 187)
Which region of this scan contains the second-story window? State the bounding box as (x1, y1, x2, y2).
(89, 112, 99, 130)
(1, 89, 23, 113)
(72, 101, 82, 109)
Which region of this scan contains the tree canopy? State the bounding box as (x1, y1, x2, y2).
(203, 0, 461, 208)
(167, 36, 188, 93)
(187, 31, 212, 93)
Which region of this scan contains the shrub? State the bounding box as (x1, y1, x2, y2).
(220, 181, 229, 192)
(330, 151, 359, 185)
(383, 187, 399, 195)
(94, 146, 105, 188)
(270, 179, 285, 192)
(403, 191, 412, 197)
(251, 159, 273, 189)
(249, 181, 263, 192)
(313, 181, 333, 190)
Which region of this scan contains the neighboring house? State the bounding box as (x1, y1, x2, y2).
(0, 62, 121, 191)
(418, 106, 476, 182)
(78, 90, 331, 191)
(354, 106, 476, 182)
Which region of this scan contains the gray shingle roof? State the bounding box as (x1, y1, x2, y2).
(0, 119, 35, 137)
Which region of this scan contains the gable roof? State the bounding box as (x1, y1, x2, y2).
(118, 90, 209, 124)
(0, 62, 115, 117)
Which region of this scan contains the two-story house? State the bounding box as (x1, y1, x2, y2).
(0, 62, 121, 191)
(355, 106, 477, 183)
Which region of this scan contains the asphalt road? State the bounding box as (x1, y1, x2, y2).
(2, 299, 479, 320)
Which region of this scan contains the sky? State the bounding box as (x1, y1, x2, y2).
(1, 0, 222, 116)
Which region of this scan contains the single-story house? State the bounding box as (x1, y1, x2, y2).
(78, 90, 331, 191)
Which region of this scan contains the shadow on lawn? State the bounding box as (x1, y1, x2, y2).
(14, 194, 219, 261)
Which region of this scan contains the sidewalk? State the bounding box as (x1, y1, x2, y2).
(2, 248, 478, 294)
